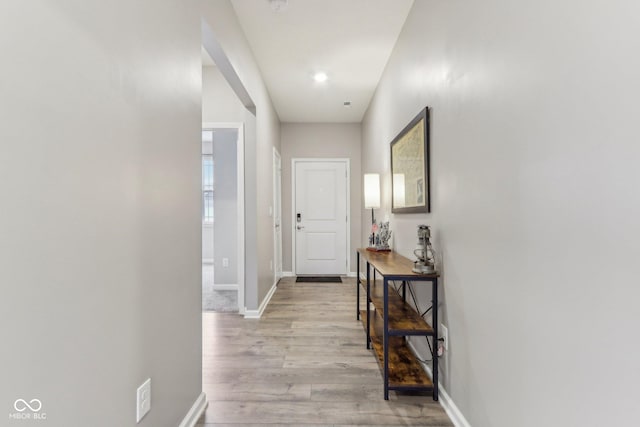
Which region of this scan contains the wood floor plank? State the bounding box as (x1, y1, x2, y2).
(203, 383, 311, 402)
(200, 279, 453, 426)
(290, 320, 363, 330)
(283, 355, 379, 370)
(202, 356, 284, 368)
(203, 366, 382, 385)
(204, 344, 370, 357)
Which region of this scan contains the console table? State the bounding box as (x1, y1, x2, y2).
(356, 248, 440, 400)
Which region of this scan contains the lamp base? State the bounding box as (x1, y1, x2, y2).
(412, 261, 436, 274)
(366, 247, 391, 252)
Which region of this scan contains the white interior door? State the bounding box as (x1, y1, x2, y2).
(294, 160, 348, 275)
(273, 149, 283, 282)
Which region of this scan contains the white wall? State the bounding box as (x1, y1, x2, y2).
(202, 227, 214, 262)
(281, 123, 362, 273)
(213, 131, 238, 285)
(362, 1, 640, 426)
(202, 65, 248, 122)
(202, 0, 281, 310)
(0, 1, 202, 426)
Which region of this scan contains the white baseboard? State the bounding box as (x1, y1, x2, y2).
(244, 281, 278, 319)
(211, 283, 238, 291)
(346, 271, 357, 277)
(178, 392, 207, 427)
(435, 378, 472, 427)
(407, 341, 471, 427)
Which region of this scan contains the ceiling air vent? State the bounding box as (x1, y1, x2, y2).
(269, 0, 288, 12)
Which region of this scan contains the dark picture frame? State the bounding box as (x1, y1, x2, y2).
(390, 107, 430, 213)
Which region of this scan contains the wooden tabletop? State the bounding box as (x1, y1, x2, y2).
(357, 248, 439, 279)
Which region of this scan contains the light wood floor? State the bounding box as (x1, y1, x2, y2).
(198, 276, 453, 426)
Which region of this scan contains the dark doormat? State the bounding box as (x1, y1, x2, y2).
(296, 276, 342, 283)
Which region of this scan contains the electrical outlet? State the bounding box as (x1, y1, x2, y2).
(136, 378, 151, 423)
(222, 258, 229, 267)
(440, 323, 448, 352)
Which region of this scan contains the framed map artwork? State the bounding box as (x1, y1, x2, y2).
(390, 107, 430, 213)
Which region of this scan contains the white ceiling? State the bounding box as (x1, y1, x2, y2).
(228, 0, 414, 123)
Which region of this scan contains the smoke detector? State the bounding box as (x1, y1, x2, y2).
(269, 0, 288, 12)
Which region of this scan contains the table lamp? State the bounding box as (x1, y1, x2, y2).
(364, 173, 380, 248)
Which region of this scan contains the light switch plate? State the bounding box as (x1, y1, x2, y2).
(136, 378, 151, 423)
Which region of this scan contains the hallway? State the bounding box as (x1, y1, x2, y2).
(198, 277, 452, 426)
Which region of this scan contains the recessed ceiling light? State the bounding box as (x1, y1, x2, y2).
(313, 72, 328, 83)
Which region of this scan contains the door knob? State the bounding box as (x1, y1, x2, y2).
(297, 225, 305, 230)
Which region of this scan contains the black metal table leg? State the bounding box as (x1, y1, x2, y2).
(366, 261, 371, 349)
(432, 277, 439, 401)
(383, 277, 389, 400)
(356, 252, 360, 320)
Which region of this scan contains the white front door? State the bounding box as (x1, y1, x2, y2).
(294, 160, 348, 275)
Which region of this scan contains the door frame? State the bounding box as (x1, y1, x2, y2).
(202, 121, 245, 314)
(291, 158, 350, 275)
(273, 147, 283, 284)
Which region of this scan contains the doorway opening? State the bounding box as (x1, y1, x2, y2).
(201, 123, 245, 313)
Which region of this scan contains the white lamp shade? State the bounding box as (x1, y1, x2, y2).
(364, 173, 381, 209)
(393, 174, 405, 208)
